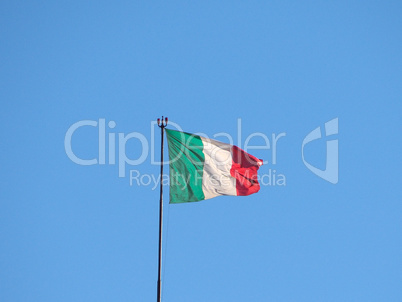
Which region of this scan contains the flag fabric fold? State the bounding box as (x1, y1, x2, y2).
(165, 129, 263, 204)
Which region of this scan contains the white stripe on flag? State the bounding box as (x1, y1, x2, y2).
(200, 137, 237, 200)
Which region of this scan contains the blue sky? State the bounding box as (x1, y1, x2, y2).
(1, 1, 401, 301)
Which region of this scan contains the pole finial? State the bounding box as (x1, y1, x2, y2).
(157, 116, 168, 128)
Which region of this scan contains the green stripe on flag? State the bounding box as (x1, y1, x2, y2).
(165, 129, 205, 203)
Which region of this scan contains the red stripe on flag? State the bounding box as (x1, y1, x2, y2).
(230, 146, 263, 196)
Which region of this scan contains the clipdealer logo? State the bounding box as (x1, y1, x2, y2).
(302, 118, 339, 184)
(64, 118, 338, 187)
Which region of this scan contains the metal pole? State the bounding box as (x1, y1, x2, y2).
(157, 116, 167, 302)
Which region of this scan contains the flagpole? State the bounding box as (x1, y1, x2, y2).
(157, 116, 167, 302)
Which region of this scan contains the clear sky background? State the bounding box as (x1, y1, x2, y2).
(1, 1, 401, 301)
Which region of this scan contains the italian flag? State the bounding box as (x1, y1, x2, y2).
(165, 129, 263, 204)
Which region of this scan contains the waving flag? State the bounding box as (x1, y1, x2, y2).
(165, 129, 263, 203)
